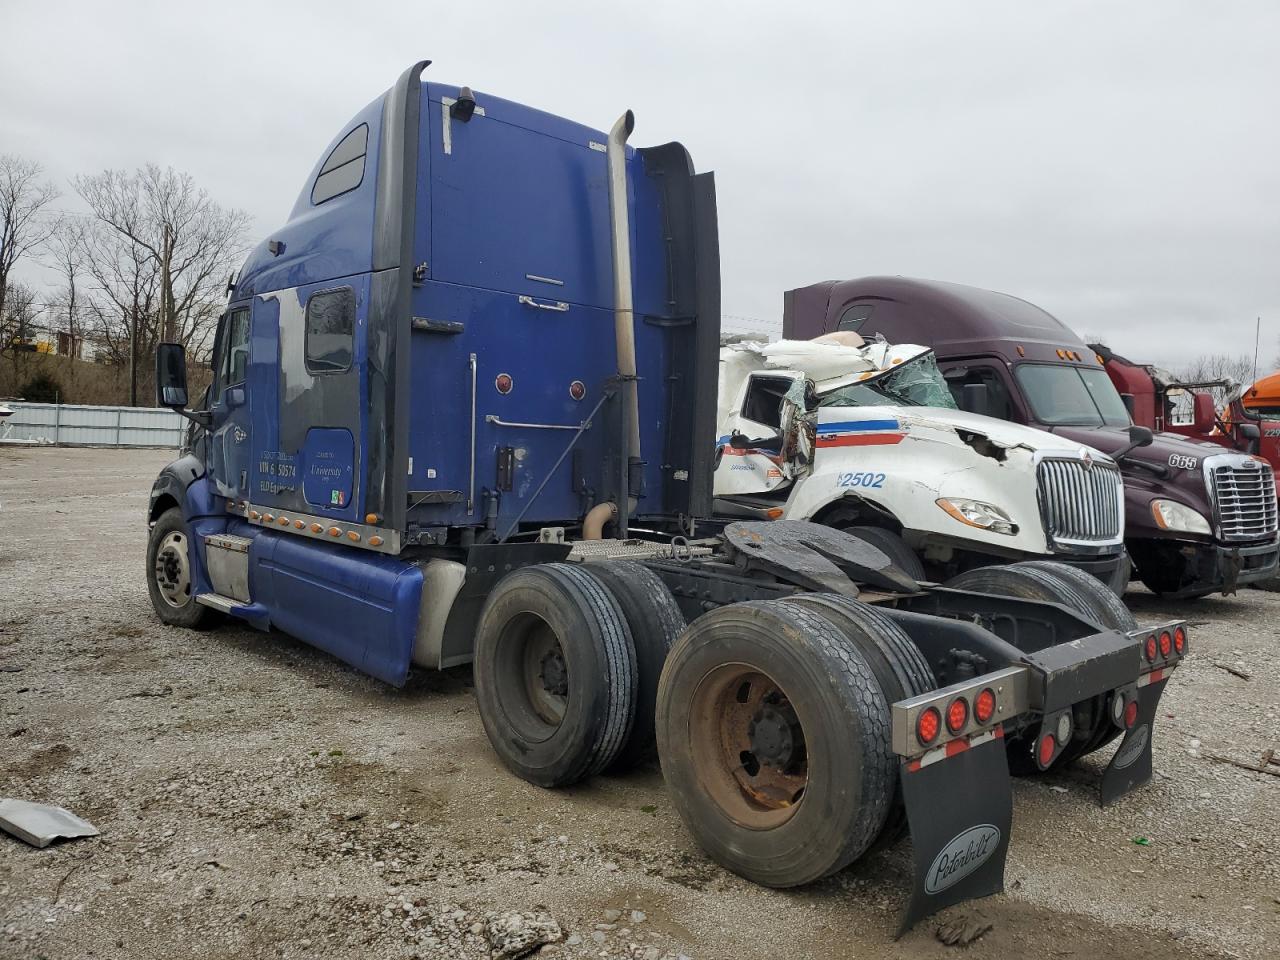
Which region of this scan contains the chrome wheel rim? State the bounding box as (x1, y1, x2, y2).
(154, 530, 192, 608)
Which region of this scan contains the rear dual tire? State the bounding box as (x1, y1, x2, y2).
(656, 600, 897, 887)
(472, 561, 684, 787)
(473, 563, 638, 787)
(944, 560, 1137, 769)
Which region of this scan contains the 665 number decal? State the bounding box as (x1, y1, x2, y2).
(838, 471, 886, 489)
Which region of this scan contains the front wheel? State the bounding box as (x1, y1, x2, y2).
(146, 507, 216, 629)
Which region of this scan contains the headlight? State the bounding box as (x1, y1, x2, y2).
(1150, 499, 1212, 535)
(936, 498, 1019, 536)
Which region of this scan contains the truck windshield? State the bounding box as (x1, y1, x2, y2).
(1015, 364, 1131, 427)
(818, 352, 958, 410)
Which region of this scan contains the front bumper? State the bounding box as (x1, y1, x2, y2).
(1047, 548, 1131, 593)
(888, 620, 1187, 932)
(1132, 535, 1279, 597)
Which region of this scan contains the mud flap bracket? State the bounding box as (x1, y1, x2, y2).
(898, 728, 1013, 935)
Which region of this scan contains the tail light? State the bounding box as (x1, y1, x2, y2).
(917, 706, 941, 746)
(1124, 699, 1139, 729)
(1038, 733, 1057, 768)
(1132, 621, 1188, 669)
(974, 688, 996, 724)
(891, 666, 1029, 759)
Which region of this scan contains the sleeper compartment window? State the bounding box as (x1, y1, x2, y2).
(311, 124, 369, 205)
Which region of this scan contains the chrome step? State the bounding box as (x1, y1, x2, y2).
(195, 593, 242, 614)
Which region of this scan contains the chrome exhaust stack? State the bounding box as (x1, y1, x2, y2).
(606, 110, 640, 533)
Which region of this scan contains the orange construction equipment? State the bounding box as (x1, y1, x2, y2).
(1241, 371, 1280, 415)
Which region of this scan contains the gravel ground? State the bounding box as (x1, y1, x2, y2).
(1, 447, 1277, 960)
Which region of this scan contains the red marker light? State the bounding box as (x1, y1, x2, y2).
(569, 380, 586, 401)
(1159, 631, 1172, 658)
(1173, 626, 1186, 654)
(917, 706, 941, 746)
(1124, 699, 1139, 729)
(945, 697, 969, 734)
(974, 688, 996, 724)
(1038, 733, 1057, 768)
(495, 373, 513, 395)
(1145, 636, 1157, 662)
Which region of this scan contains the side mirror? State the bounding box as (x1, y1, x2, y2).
(1191, 392, 1216, 433)
(156, 342, 189, 408)
(1115, 424, 1154, 461)
(1238, 422, 1261, 441)
(1128, 424, 1154, 448)
(959, 383, 990, 418)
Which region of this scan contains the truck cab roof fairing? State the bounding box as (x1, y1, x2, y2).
(783, 276, 1083, 352)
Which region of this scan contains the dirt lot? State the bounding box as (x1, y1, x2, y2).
(2, 447, 1278, 960)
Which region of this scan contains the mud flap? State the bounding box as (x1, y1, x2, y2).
(898, 730, 1013, 935)
(1100, 675, 1168, 806)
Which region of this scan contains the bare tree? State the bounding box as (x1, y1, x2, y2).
(76, 217, 160, 404)
(0, 155, 59, 336)
(74, 164, 249, 403)
(0, 281, 42, 393)
(41, 217, 88, 359)
(1173, 353, 1256, 408)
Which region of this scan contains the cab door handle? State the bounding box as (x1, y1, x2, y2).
(518, 295, 569, 313)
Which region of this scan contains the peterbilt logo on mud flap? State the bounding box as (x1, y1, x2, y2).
(925, 824, 1002, 894)
(1112, 723, 1150, 770)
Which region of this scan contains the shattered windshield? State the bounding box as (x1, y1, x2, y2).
(818, 351, 958, 409)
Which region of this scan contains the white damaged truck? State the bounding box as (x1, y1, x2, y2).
(714, 334, 1130, 590)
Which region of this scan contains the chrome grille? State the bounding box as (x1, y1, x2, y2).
(1207, 457, 1278, 541)
(1037, 458, 1124, 545)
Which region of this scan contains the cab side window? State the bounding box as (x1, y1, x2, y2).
(742, 376, 794, 429)
(216, 307, 250, 398)
(945, 366, 1015, 420)
(305, 287, 355, 373)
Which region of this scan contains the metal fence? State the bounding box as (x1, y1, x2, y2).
(0, 402, 185, 448)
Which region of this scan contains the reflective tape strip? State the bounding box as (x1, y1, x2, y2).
(906, 725, 1003, 773)
(1137, 666, 1170, 688)
(815, 433, 905, 448)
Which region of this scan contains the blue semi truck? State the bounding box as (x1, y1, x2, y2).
(147, 61, 1188, 931)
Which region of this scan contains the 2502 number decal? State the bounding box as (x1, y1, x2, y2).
(837, 472, 885, 488)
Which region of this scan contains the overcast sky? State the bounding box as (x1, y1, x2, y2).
(4, 0, 1277, 370)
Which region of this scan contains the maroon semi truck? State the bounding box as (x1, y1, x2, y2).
(783, 277, 1280, 599)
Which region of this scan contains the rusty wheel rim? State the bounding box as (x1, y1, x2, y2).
(688, 663, 808, 830)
